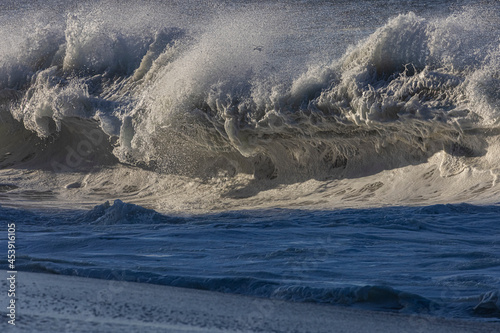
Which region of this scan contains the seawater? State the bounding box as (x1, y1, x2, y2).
(1, 202, 499, 320)
(1, 0, 500, 322)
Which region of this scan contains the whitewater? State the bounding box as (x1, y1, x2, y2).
(0, 0, 499, 326)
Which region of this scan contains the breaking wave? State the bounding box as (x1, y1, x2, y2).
(0, 3, 499, 185)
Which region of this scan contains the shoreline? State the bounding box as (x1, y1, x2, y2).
(1, 272, 499, 332)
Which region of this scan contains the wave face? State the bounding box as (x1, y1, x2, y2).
(1, 0, 500, 210)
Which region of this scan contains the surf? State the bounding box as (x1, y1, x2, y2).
(1, 2, 499, 211)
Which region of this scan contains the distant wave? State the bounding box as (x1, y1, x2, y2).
(1, 5, 499, 183)
(80, 199, 183, 225)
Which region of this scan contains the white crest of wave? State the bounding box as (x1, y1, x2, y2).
(123, 9, 292, 163)
(11, 67, 91, 137)
(0, 3, 499, 183)
(1, 1, 500, 213)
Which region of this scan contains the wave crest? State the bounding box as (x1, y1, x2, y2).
(1, 6, 499, 181)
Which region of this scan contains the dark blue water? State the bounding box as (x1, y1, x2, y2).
(1, 200, 499, 321)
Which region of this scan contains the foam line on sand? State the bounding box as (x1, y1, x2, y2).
(1, 272, 499, 332)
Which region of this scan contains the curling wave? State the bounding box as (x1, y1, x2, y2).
(1, 5, 499, 185)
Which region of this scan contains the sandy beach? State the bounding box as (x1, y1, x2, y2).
(1, 272, 499, 332)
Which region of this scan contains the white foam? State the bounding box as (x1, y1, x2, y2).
(1, 2, 500, 213)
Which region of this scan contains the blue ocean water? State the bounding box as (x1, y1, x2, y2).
(1, 201, 499, 321)
(1, 0, 500, 324)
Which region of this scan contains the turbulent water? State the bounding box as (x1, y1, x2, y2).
(1, 0, 500, 323)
